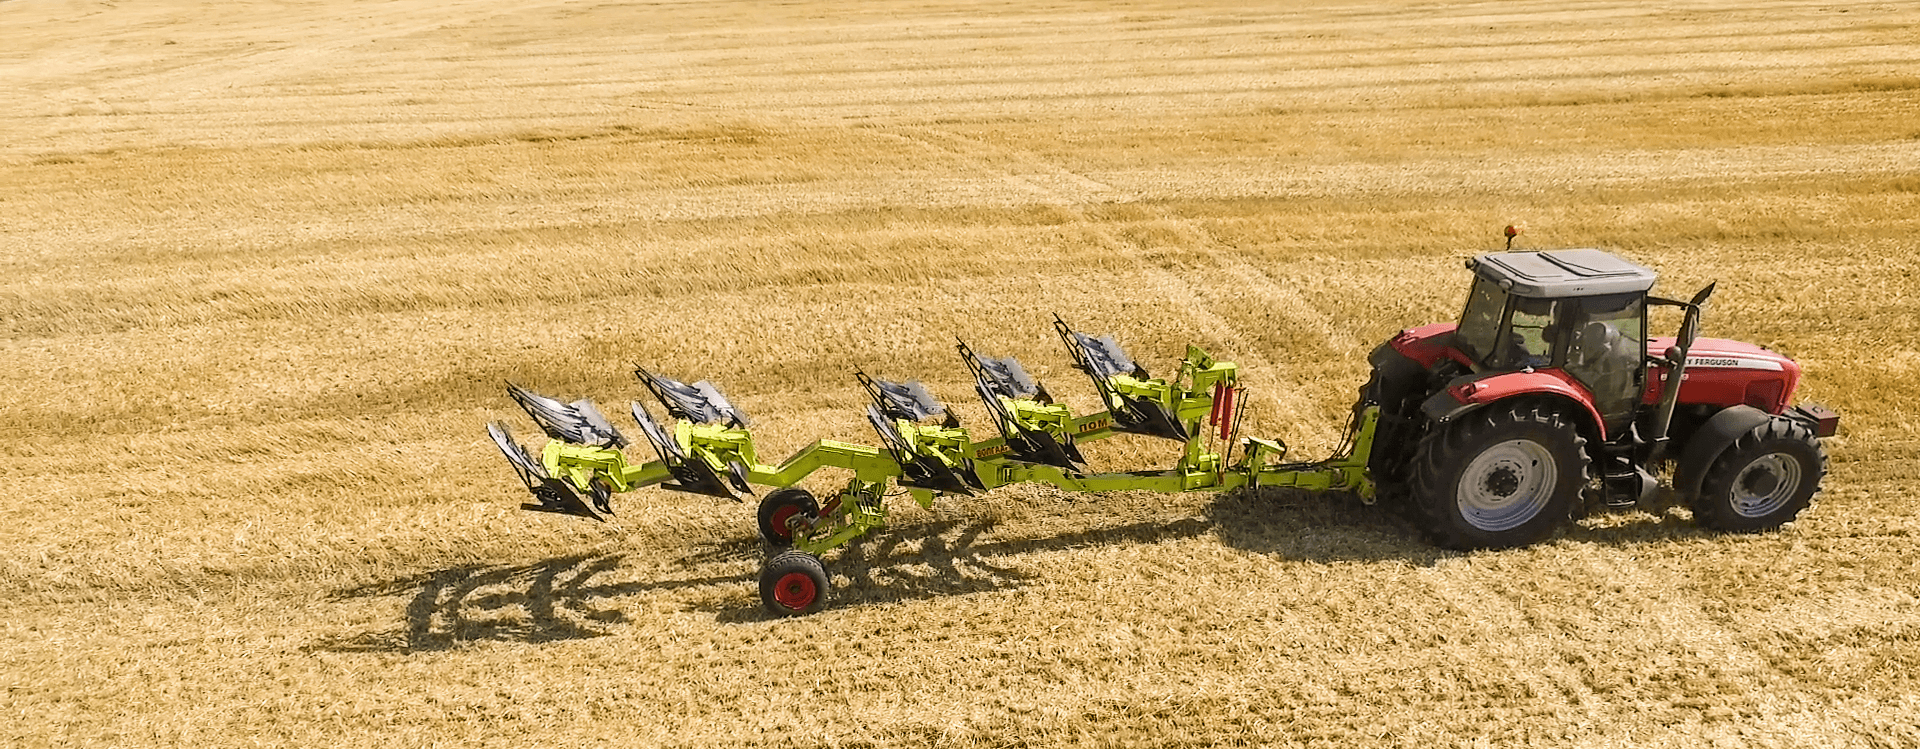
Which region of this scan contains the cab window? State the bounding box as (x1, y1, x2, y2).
(1501, 297, 1559, 369)
(1564, 292, 1648, 431)
(1455, 278, 1509, 365)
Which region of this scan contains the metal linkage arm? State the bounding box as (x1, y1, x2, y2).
(1244, 405, 1381, 500)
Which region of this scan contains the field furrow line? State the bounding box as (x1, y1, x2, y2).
(1417, 561, 1607, 714)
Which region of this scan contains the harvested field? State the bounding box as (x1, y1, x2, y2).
(4, 0, 1919, 746)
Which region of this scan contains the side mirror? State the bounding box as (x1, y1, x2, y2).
(1664, 345, 1684, 368)
(1689, 282, 1717, 307)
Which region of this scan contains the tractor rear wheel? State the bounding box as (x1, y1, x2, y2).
(1411, 402, 1587, 549)
(757, 488, 818, 546)
(759, 549, 830, 616)
(1692, 418, 1826, 532)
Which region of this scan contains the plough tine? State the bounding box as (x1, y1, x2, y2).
(863, 402, 918, 455)
(629, 401, 685, 462)
(634, 367, 750, 428)
(867, 376, 957, 427)
(506, 382, 629, 448)
(486, 420, 606, 521)
(486, 420, 547, 487)
(956, 341, 1086, 470)
(1053, 317, 1189, 442)
(524, 479, 607, 521)
(630, 400, 748, 501)
(859, 378, 984, 496)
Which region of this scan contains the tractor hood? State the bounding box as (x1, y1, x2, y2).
(1644, 336, 1803, 414)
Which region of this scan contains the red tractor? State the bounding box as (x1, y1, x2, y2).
(1363, 245, 1838, 549)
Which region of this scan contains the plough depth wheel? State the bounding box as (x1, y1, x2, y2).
(760, 549, 829, 616)
(757, 488, 819, 546)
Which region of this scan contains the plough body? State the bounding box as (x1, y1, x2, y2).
(489, 318, 1375, 615)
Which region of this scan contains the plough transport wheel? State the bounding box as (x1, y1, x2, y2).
(760, 549, 829, 616)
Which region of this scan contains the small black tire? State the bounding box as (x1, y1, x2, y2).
(756, 488, 818, 546)
(1411, 402, 1588, 550)
(1691, 418, 1827, 532)
(759, 549, 830, 616)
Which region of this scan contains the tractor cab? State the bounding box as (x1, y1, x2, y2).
(1455, 250, 1656, 434)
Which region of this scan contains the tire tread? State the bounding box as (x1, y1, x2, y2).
(1691, 417, 1826, 532)
(1410, 402, 1588, 550)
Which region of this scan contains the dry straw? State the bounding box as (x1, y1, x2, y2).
(3, 0, 1918, 746)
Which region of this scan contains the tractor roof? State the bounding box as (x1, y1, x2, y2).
(1468, 249, 1657, 298)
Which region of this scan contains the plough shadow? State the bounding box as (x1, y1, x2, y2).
(310, 515, 1213, 652)
(314, 489, 1709, 652)
(696, 513, 1220, 624)
(312, 551, 729, 653)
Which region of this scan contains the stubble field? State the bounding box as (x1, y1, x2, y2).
(4, 0, 1920, 746)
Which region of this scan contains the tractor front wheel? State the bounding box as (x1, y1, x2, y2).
(1411, 403, 1587, 550)
(759, 549, 830, 616)
(757, 488, 818, 546)
(1692, 418, 1826, 532)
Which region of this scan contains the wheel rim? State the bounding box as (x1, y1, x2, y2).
(768, 504, 802, 541)
(1457, 439, 1558, 532)
(772, 571, 817, 610)
(1731, 452, 1802, 518)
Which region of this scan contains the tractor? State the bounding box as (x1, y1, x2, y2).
(487, 239, 1838, 615)
(1362, 242, 1837, 549)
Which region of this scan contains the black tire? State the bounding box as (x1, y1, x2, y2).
(1359, 379, 1414, 509)
(1691, 418, 1826, 532)
(1411, 402, 1588, 550)
(759, 549, 829, 616)
(756, 488, 818, 546)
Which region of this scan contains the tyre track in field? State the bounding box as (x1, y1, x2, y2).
(28, 0, 592, 107)
(1419, 547, 1817, 717)
(863, 125, 1123, 206)
(888, 110, 1785, 714)
(860, 118, 1896, 718)
(869, 124, 1363, 437)
(1417, 560, 1605, 715)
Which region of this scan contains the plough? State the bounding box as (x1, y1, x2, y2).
(489, 317, 1378, 615)
(490, 246, 1836, 617)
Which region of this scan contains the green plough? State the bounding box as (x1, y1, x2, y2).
(488, 318, 1379, 616)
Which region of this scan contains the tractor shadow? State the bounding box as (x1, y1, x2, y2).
(1207, 486, 1720, 562)
(1204, 487, 1449, 565)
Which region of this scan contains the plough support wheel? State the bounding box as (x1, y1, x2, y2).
(760, 549, 830, 616)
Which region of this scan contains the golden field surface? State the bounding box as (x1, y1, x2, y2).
(4, 0, 1920, 745)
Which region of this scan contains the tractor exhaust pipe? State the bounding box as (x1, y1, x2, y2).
(1646, 282, 1715, 458)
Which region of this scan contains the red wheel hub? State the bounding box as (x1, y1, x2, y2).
(769, 505, 802, 540)
(772, 571, 818, 610)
